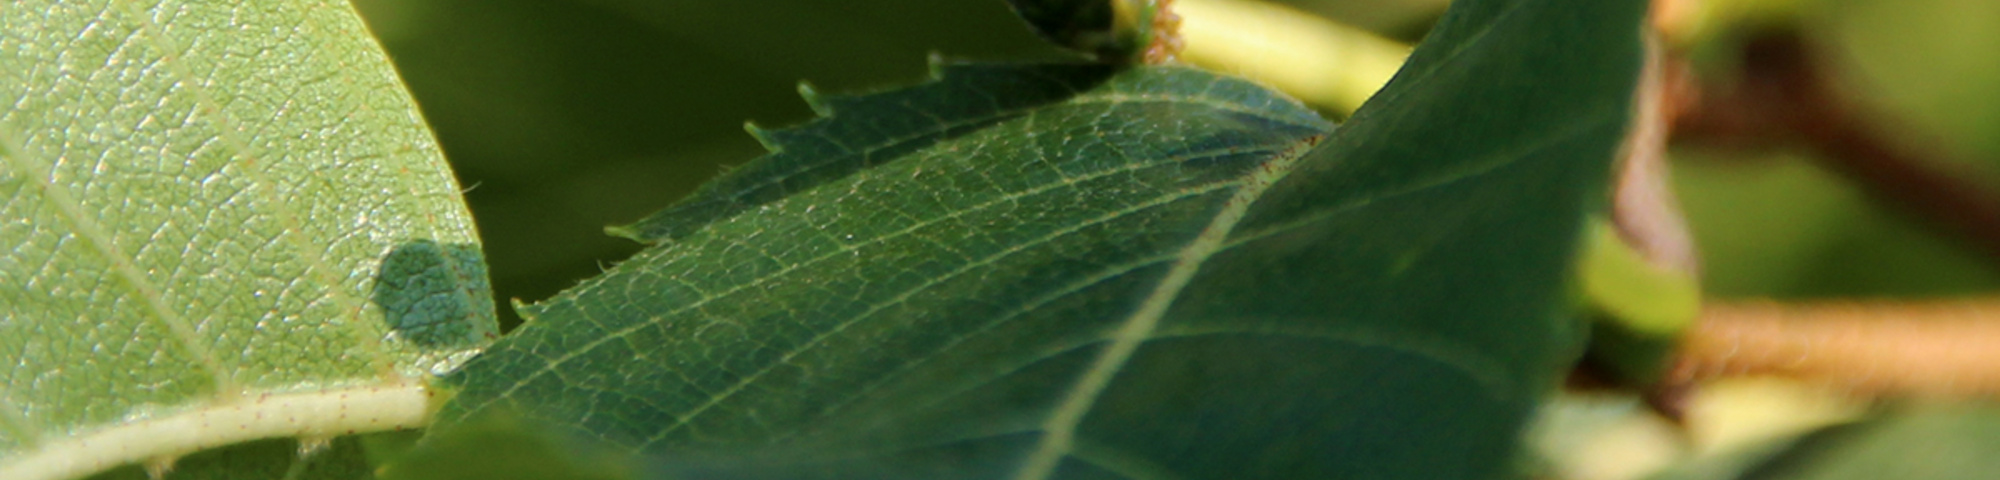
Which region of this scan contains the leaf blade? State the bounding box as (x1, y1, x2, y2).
(438, 0, 1648, 477)
(447, 64, 1333, 444)
(0, 0, 493, 477)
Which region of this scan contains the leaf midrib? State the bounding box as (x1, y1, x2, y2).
(1222, 103, 1620, 251)
(0, 381, 431, 480)
(628, 181, 1242, 448)
(459, 142, 1290, 422)
(117, 0, 413, 384)
(1009, 131, 1320, 480)
(2, 0, 444, 457)
(778, 101, 1600, 474)
(472, 96, 1604, 451)
(0, 122, 228, 405)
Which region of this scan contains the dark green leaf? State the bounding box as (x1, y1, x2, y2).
(436, 0, 1647, 478)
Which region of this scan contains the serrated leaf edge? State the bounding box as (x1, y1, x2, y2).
(1011, 126, 1322, 480)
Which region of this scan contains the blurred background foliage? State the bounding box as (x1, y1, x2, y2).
(342, 0, 2000, 478)
(1675, 0, 2000, 299)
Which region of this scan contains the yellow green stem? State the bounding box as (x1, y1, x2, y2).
(1174, 0, 1410, 115)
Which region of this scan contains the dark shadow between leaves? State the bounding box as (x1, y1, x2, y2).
(83, 436, 373, 480)
(372, 239, 499, 350)
(620, 63, 1124, 243)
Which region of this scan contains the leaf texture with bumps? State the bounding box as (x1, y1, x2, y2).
(0, 0, 494, 478)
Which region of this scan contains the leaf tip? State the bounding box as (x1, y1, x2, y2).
(797, 81, 834, 117)
(743, 121, 782, 152)
(143, 455, 177, 480)
(603, 224, 646, 243)
(924, 52, 953, 78)
(508, 297, 542, 323)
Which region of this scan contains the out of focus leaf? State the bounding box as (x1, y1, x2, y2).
(381, 412, 636, 480)
(1650, 405, 2000, 480)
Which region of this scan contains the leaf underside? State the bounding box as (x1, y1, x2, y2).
(437, 0, 1646, 478)
(1, 0, 494, 478)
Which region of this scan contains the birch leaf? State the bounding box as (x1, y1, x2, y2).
(437, 0, 1647, 477)
(0, 1, 494, 478)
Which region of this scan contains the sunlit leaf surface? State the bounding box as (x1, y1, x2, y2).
(0, 1, 493, 478)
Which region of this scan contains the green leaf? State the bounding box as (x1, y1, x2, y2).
(0, 0, 494, 478)
(1578, 219, 1701, 386)
(1649, 406, 2000, 480)
(437, 0, 1646, 478)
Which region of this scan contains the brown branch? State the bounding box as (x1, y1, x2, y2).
(1673, 29, 2000, 262)
(1615, 35, 1699, 275)
(1143, 0, 1185, 64)
(1671, 299, 2000, 399)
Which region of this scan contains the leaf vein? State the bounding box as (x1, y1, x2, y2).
(633, 182, 1241, 448)
(461, 144, 1280, 419)
(1360, 0, 1532, 111)
(1222, 107, 1615, 252)
(0, 110, 230, 395)
(1010, 135, 1322, 480)
(117, 0, 404, 381)
(709, 94, 1322, 215)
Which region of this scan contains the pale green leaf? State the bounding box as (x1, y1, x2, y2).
(0, 0, 494, 479)
(1649, 406, 2000, 480)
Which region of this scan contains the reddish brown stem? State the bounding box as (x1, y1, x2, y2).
(1673, 300, 2000, 399)
(1674, 30, 2000, 262)
(1143, 0, 1184, 64)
